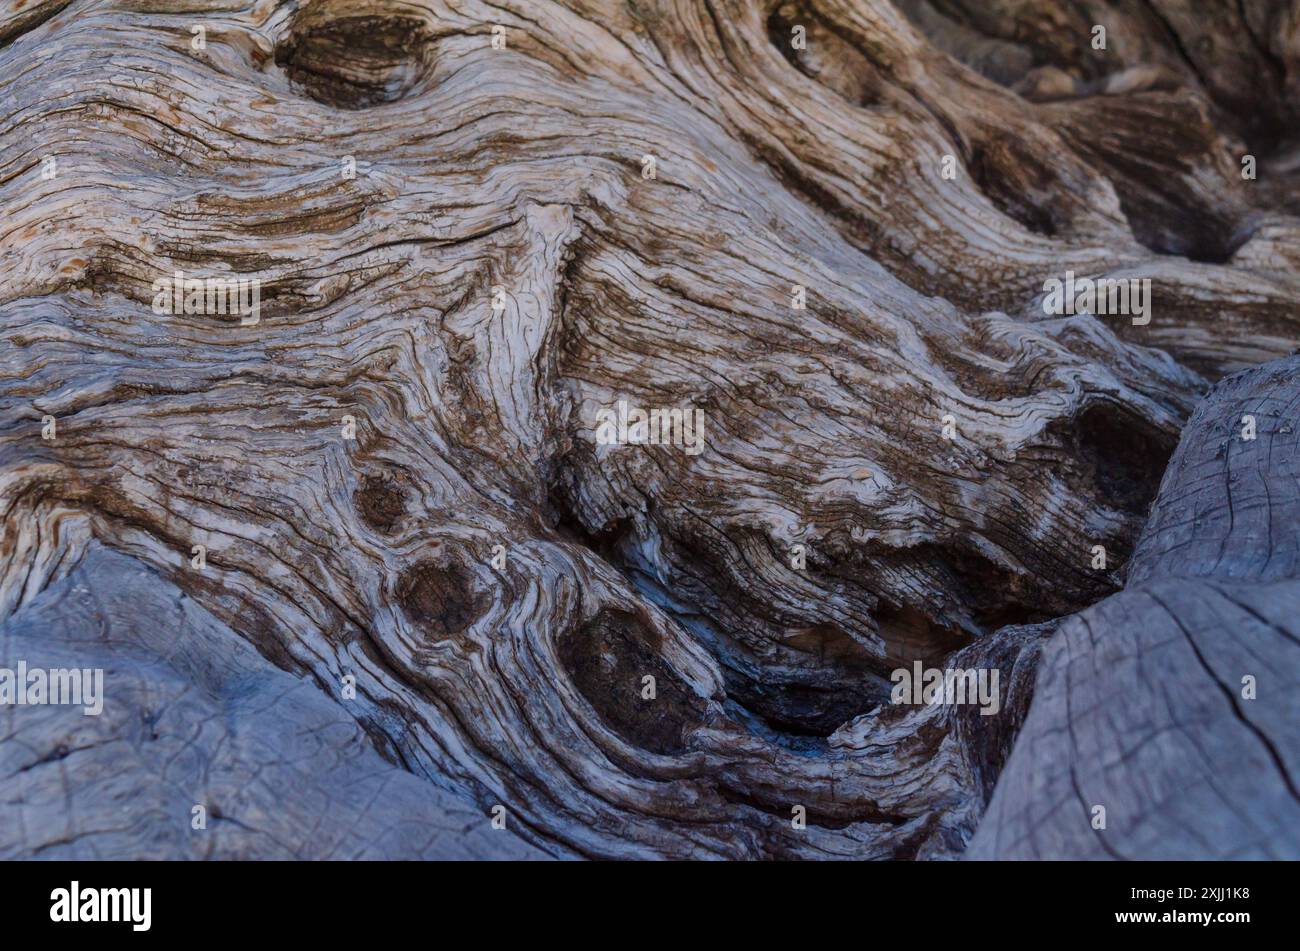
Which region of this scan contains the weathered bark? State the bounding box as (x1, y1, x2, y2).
(0, 542, 550, 859)
(1, 0, 1297, 859)
(970, 357, 1300, 860)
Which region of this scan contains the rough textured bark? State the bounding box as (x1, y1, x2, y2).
(1, 543, 550, 859)
(970, 358, 1300, 860)
(1, 0, 1297, 859)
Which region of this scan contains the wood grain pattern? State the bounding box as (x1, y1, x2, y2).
(1, 0, 1297, 859)
(971, 359, 1300, 859)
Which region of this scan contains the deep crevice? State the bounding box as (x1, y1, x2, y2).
(547, 480, 892, 743)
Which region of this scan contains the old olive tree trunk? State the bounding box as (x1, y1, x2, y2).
(2, 0, 1298, 858)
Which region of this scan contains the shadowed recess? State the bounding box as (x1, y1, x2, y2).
(559, 608, 709, 756)
(275, 14, 433, 109)
(767, 1, 884, 107)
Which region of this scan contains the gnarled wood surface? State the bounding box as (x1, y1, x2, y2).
(1, 0, 1297, 859)
(1, 542, 550, 859)
(970, 357, 1300, 860)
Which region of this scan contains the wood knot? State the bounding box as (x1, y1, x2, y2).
(275, 11, 433, 109)
(394, 558, 488, 641)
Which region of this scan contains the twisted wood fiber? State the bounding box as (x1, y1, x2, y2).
(1, 0, 1297, 858)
